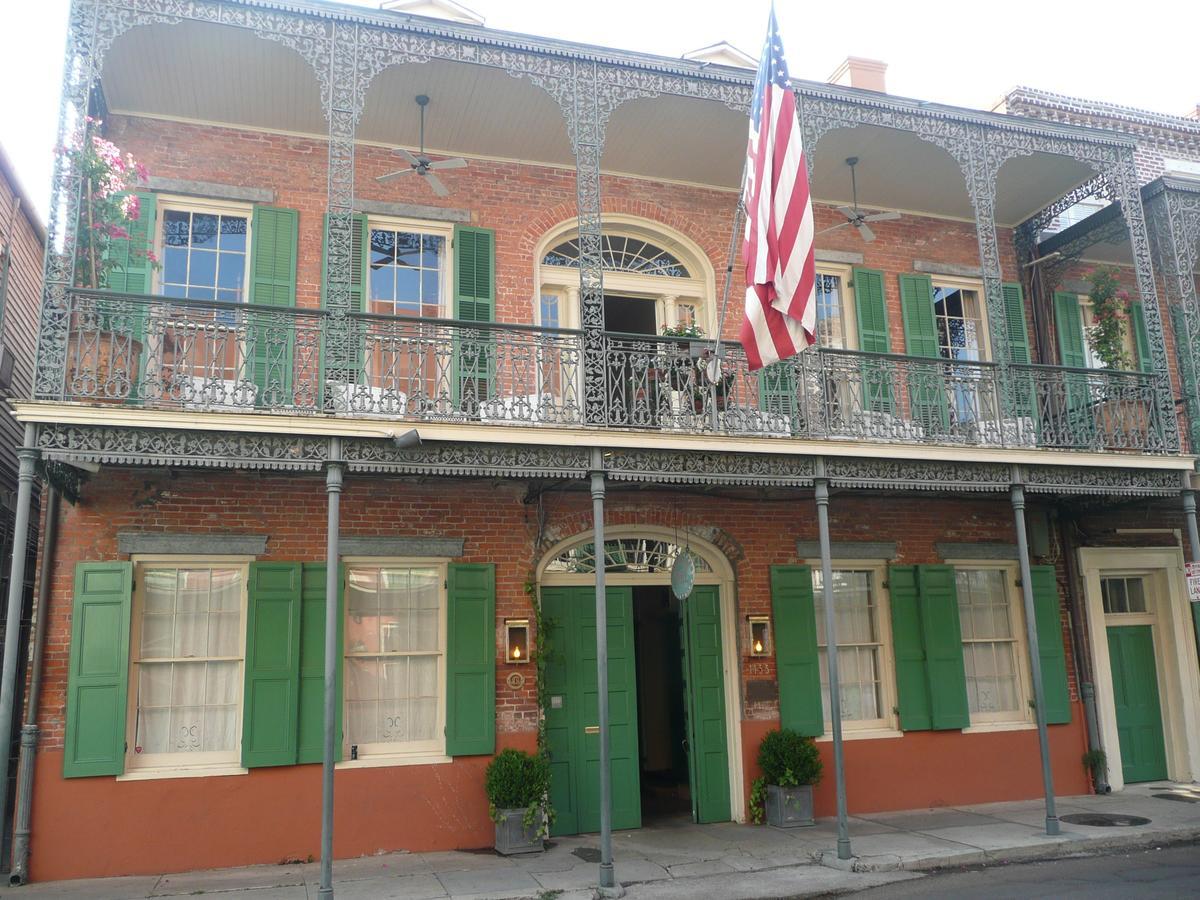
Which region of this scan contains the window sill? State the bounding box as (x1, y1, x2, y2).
(816, 727, 902, 742)
(117, 764, 248, 782)
(961, 721, 1036, 735)
(335, 753, 452, 770)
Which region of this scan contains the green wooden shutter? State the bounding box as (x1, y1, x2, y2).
(241, 563, 303, 768)
(1129, 302, 1153, 374)
(446, 563, 495, 756)
(101, 191, 156, 401)
(63, 562, 133, 778)
(103, 191, 156, 294)
(1171, 305, 1200, 450)
(770, 565, 822, 736)
(852, 267, 893, 413)
(1030, 565, 1071, 725)
(1053, 291, 1095, 446)
(1003, 282, 1035, 418)
(757, 362, 797, 432)
(321, 213, 369, 385)
(297, 564, 345, 764)
(248, 206, 299, 406)
(899, 273, 948, 432)
(1054, 291, 1088, 368)
(453, 226, 496, 408)
(916, 565, 970, 730)
(887, 566, 932, 731)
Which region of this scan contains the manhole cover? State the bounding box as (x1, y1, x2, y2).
(1153, 793, 1200, 803)
(573, 847, 602, 863)
(1060, 813, 1151, 827)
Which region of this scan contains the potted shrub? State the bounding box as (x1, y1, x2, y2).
(485, 748, 552, 855)
(755, 728, 822, 828)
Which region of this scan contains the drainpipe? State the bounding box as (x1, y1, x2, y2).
(9, 486, 58, 884)
(1011, 475, 1060, 835)
(590, 448, 620, 897)
(814, 459, 851, 861)
(0, 424, 38, 849)
(1059, 511, 1109, 793)
(1181, 491, 1200, 663)
(317, 437, 343, 900)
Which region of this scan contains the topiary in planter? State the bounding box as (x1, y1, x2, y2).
(484, 749, 553, 854)
(755, 728, 822, 828)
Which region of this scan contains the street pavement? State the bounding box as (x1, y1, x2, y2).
(5, 783, 1198, 899)
(847, 841, 1200, 898)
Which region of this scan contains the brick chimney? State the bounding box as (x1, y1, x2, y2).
(828, 57, 888, 93)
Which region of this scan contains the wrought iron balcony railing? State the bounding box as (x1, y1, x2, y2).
(48, 289, 1169, 454)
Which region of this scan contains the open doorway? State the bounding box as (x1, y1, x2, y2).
(604, 294, 657, 335)
(632, 585, 691, 822)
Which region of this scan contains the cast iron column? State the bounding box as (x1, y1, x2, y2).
(814, 463, 851, 860)
(0, 423, 38, 843)
(318, 437, 343, 899)
(1011, 481, 1059, 835)
(590, 448, 619, 895)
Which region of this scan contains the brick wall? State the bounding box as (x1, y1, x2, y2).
(107, 115, 1030, 357)
(36, 468, 1086, 745)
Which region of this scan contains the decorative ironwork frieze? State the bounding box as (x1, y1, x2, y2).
(824, 458, 1011, 492)
(342, 440, 590, 477)
(1024, 464, 1185, 497)
(604, 448, 816, 486)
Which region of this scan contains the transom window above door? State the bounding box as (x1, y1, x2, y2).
(543, 235, 691, 278)
(368, 226, 446, 317)
(1101, 576, 1148, 614)
(934, 282, 988, 362)
(160, 206, 249, 303)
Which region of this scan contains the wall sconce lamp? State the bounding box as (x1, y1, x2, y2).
(747, 616, 771, 657)
(506, 619, 530, 663)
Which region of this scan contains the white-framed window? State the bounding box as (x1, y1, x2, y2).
(344, 561, 447, 760)
(1079, 295, 1138, 371)
(814, 265, 856, 350)
(811, 564, 895, 732)
(954, 564, 1031, 726)
(933, 277, 989, 363)
(126, 558, 249, 774)
(367, 218, 452, 318)
(157, 198, 252, 304)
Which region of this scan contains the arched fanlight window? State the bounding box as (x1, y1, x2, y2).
(544, 537, 713, 575)
(543, 235, 691, 278)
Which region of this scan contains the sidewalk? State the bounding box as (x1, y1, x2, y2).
(9, 783, 1199, 900)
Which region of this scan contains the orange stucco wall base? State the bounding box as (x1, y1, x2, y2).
(28, 732, 537, 883)
(740, 704, 1091, 818)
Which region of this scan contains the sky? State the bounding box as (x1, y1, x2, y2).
(2, 0, 1197, 224)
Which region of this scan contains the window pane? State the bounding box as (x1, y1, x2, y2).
(191, 213, 219, 249)
(1125, 578, 1147, 613)
(218, 216, 247, 252)
(217, 254, 244, 292)
(188, 250, 217, 288)
(163, 210, 190, 247)
(163, 247, 188, 285)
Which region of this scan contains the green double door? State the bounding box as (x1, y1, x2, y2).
(542, 584, 730, 836)
(1107, 625, 1168, 783)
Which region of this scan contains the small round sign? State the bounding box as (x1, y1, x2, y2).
(671, 550, 695, 600)
(506, 671, 526, 691)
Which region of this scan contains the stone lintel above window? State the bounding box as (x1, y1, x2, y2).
(146, 177, 273, 205)
(118, 532, 267, 556)
(936, 542, 1019, 560)
(357, 199, 470, 223)
(815, 248, 864, 266)
(795, 541, 896, 560)
(913, 259, 984, 279)
(340, 536, 465, 557)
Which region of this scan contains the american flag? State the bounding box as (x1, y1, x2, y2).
(739, 6, 817, 371)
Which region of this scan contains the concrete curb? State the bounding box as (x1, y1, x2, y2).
(898, 826, 1200, 873)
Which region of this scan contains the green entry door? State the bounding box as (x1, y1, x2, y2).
(543, 585, 641, 836)
(680, 585, 732, 823)
(1107, 625, 1168, 783)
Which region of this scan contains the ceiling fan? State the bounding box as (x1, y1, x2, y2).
(817, 156, 900, 242)
(376, 94, 467, 197)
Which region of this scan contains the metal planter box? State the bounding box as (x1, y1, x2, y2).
(494, 808, 544, 855)
(765, 783, 815, 828)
